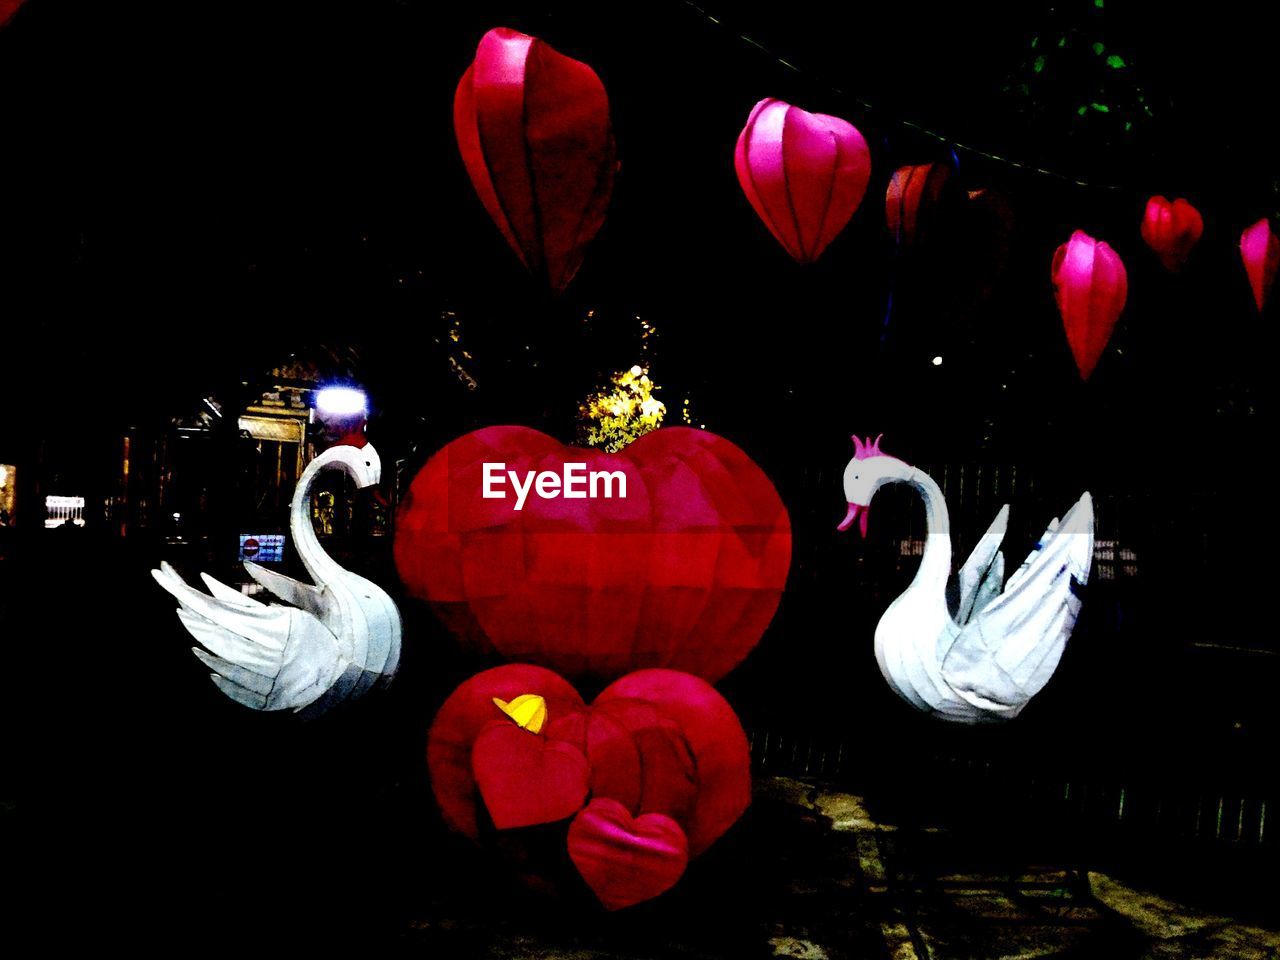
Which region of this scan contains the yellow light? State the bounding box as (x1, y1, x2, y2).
(492, 694, 548, 734)
(578, 363, 667, 452)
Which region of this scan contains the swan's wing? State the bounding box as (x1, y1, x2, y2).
(295, 661, 365, 719)
(941, 493, 1094, 715)
(198, 571, 264, 609)
(1004, 516, 1059, 593)
(953, 504, 1009, 628)
(152, 563, 347, 712)
(970, 550, 1005, 622)
(242, 560, 331, 620)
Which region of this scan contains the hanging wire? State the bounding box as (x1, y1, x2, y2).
(681, 0, 1125, 192)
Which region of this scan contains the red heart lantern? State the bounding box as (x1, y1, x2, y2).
(734, 98, 871, 263)
(1240, 217, 1280, 312)
(568, 799, 689, 911)
(472, 723, 591, 830)
(395, 426, 791, 684)
(1140, 196, 1203, 272)
(454, 27, 616, 293)
(885, 162, 952, 249)
(427, 665, 751, 909)
(1051, 230, 1128, 380)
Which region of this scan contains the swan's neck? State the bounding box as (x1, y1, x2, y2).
(291, 455, 345, 586)
(902, 467, 951, 599)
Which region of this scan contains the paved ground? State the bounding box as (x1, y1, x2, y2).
(399, 776, 1280, 959)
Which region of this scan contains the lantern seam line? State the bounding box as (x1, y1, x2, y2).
(808, 122, 841, 259)
(778, 106, 811, 262)
(466, 63, 528, 271)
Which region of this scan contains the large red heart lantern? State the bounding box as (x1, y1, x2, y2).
(734, 98, 871, 263)
(454, 27, 616, 293)
(1140, 196, 1203, 272)
(428, 665, 752, 910)
(1051, 229, 1128, 381)
(395, 426, 791, 684)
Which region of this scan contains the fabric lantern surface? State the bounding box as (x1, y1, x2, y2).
(1239, 217, 1280, 312)
(395, 425, 791, 684)
(454, 27, 616, 292)
(0, 0, 24, 28)
(886, 161, 952, 248)
(427, 664, 751, 910)
(1051, 230, 1128, 380)
(1140, 196, 1203, 272)
(734, 98, 871, 263)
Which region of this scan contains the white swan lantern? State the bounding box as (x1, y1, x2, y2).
(152, 442, 402, 714)
(838, 434, 1094, 723)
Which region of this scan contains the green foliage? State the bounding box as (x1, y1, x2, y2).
(1002, 0, 1152, 155)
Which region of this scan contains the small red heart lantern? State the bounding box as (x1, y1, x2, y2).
(568, 799, 689, 911)
(1140, 196, 1203, 272)
(427, 665, 751, 910)
(734, 98, 871, 263)
(454, 27, 616, 292)
(1239, 217, 1280, 312)
(1051, 230, 1128, 380)
(395, 426, 791, 684)
(886, 162, 952, 249)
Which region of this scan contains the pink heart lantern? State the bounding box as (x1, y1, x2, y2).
(734, 98, 871, 263)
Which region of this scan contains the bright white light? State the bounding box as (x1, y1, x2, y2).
(315, 386, 368, 417)
(931, 356, 943, 366)
(0, 465, 7, 486)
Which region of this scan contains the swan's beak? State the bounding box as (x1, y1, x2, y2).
(837, 502, 869, 538)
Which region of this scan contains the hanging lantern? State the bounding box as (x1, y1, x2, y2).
(395, 425, 792, 684)
(1140, 196, 1203, 272)
(1239, 217, 1280, 312)
(0, 0, 24, 29)
(734, 98, 871, 263)
(1051, 230, 1128, 380)
(454, 27, 616, 292)
(885, 161, 952, 249)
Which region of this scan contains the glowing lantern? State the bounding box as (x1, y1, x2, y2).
(428, 664, 751, 910)
(1239, 217, 1280, 312)
(1051, 230, 1128, 380)
(0, 0, 24, 29)
(454, 27, 616, 292)
(394, 425, 791, 684)
(1140, 196, 1203, 272)
(734, 98, 871, 263)
(886, 161, 952, 248)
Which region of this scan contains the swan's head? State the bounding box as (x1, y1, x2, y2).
(838, 434, 911, 537)
(317, 440, 382, 489)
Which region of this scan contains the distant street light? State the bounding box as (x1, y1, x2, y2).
(314, 386, 368, 417)
(313, 385, 369, 449)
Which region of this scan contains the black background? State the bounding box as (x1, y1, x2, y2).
(3, 0, 1275, 947)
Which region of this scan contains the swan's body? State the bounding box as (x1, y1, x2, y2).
(839, 435, 1092, 723)
(152, 442, 402, 713)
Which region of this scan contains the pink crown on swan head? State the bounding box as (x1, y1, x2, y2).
(850, 434, 885, 460)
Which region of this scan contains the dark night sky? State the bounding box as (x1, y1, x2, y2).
(3, 2, 1276, 943)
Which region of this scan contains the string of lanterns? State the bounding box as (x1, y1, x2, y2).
(453, 24, 1276, 384)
